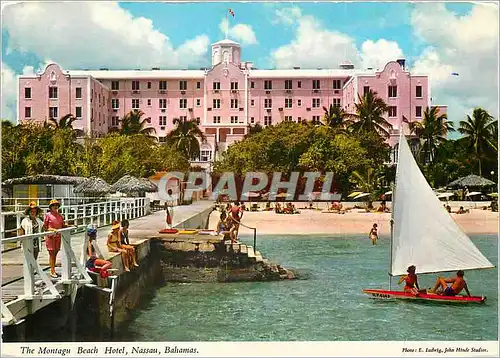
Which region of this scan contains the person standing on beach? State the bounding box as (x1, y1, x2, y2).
(43, 199, 67, 278)
(19, 202, 44, 262)
(229, 201, 243, 243)
(369, 223, 378, 245)
(165, 189, 174, 229)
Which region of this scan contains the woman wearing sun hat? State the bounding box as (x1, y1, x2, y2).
(18, 201, 44, 261)
(43, 199, 67, 278)
(107, 220, 131, 272)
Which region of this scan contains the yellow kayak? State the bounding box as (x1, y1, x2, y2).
(178, 229, 198, 234)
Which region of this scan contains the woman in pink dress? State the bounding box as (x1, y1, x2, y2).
(43, 199, 66, 278)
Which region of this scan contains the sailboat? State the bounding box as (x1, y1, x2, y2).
(363, 132, 495, 304)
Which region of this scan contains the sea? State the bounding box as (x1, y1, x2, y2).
(116, 234, 498, 341)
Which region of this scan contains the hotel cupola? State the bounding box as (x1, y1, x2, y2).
(211, 39, 241, 67)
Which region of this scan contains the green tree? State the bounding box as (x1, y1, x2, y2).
(166, 117, 206, 160)
(120, 110, 157, 139)
(404, 106, 453, 165)
(322, 104, 350, 130)
(349, 90, 392, 138)
(245, 123, 264, 138)
(48, 113, 77, 129)
(458, 108, 497, 176)
(350, 167, 383, 209)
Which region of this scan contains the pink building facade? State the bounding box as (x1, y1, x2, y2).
(18, 39, 446, 169)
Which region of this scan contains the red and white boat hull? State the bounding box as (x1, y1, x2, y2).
(363, 289, 486, 304)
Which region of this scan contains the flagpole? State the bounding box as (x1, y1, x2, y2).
(225, 10, 229, 39)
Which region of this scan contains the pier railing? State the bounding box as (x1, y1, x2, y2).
(1, 197, 150, 242)
(1, 227, 92, 325)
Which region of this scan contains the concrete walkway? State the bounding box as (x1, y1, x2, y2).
(1, 200, 214, 285)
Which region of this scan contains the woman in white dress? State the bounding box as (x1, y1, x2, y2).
(18, 201, 44, 260)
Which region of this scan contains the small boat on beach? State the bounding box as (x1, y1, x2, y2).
(363, 132, 494, 304)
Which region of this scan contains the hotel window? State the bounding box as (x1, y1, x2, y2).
(250, 117, 255, 124)
(213, 116, 221, 123)
(264, 116, 272, 126)
(284, 116, 293, 122)
(285, 98, 292, 108)
(333, 80, 341, 90)
(111, 81, 119, 90)
(312, 116, 321, 124)
(49, 106, 58, 118)
(75, 87, 82, 99)
(112, 99, 119, 109)
(25, 107, 31, 118)
(297, 81, 302, 88)
(197, 81, 201, 89)
(147, 82, 152, 89)
(179, 115, 187, 122)
(312, 80, 320, 90)
(388, 85, 397, 98)
(24, 87, 32, 99)
(200, 150, 212, 162)
(416, 85, 422, 98)
(179, 81, 187, 90)
(231, 99, 238, 109)
(264, 80, 273, 90)
(196, 99, 201, 107)
(251, 99, 255, 106)
(297, 117, 302, 123)
(297, 99, 302, 107)
(416, 106, 422, 118)
(179, 98, 187, 109)
(75, 106, 82, 118)
(312, 98, 321, 108)
(231, 82, 238, 90)
(363, 86, 370, 96)
(159, 116, 167, 126)
(213, 82, 220, 90)
(147, 99, 152, 106)
(111, 116, 119, 126)
(49, 87, 58, 99)
(388, 106, 397, 117)
(231, 116, 239, 124)
(159, 99, 167, 109)
(159, 81, 167, 90)
(285, 80, 292, 90)
(132, 81, 140, 91)
(213, 99, 221, 109)
(264, 99, 272, 108)
(332, 98, 341, 107)
(132, 99, 140, 109)
(251, 81, 255, 89)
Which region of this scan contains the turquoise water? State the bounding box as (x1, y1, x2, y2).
(119, 235, 498, 341)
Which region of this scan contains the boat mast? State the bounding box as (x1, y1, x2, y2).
(389, 132, 403, 289)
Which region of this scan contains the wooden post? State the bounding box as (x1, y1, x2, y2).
(61, 231, 72, 282)
(97, 203, 101, 226)
(22, 238, 35, 298)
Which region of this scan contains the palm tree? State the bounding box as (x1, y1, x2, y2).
(120, 109, 157, 139)
(166, 117, 206, 160)
(245, 123, 263, 138)
(458, 108, 497, 176)
(48, 113, 77, 129)
(351, 167, 382, 209)
(322, 104, 351, 130)
(403, 106, 454, 165)
(349, 90, 392, 138)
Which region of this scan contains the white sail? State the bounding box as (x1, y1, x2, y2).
(391, 133, 494, 276)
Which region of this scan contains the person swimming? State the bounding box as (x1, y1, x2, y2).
(398, 265, 420, 295)
(430, 270, 471, 297)
(369, 223, 378, 245)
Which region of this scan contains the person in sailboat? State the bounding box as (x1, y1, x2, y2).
(368, 223, 378, 245)
(397, 265, 420, 295)
(430, 270, 471, 297)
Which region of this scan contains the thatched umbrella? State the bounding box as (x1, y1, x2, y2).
(111, 175, 158, 194)
(448, 174, 495, 188)
(74, 177, 113, 196)
(2, 175, 87, 187)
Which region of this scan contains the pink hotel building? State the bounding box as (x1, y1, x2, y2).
(18, 38, 446, 169)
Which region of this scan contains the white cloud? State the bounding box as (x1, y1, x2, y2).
(411, 3, 499, 128)
(269, 8, 404, 70)
(219, 18, 258, 45)
(2, 2, 210, 70)
(1, 63, 17, 122)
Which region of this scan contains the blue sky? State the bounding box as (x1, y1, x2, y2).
(1, 1, 497, 127)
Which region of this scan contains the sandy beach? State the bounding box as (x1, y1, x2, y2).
(210, 206, 499, 236)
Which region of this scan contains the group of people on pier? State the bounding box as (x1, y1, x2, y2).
(18, 200, 139, 279)
(216, 201, 244, 243)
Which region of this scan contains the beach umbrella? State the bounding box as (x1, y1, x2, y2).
(74, 177, 113, 196)
(437, 192, 455, 199)
(241, 191, 260, 198)
(348, 191, 363, 198)
(354, 193, 370, 200)
(275, 192, 289, 199)
(384, 191, 392, 195)
(448, 174, 495, 188)
(111, 175, 158, 194)
(465, 191, 482, 197)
